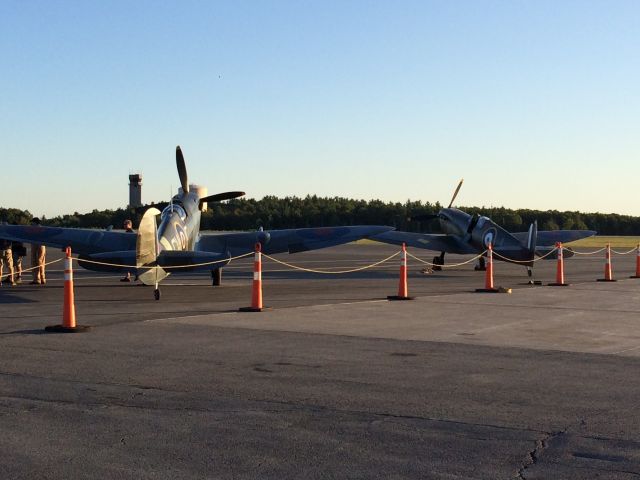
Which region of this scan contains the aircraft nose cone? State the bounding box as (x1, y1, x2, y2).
(258, 231, 271, 244)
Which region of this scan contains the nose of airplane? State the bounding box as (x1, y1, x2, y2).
(257, 230, 271, 245)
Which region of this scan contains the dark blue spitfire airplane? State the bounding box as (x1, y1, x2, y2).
(372, 179, 596, 277)
(0, 146, 393, 299)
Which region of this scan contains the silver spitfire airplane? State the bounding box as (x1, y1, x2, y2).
(0, 147, 393, 299)
(373, 180, 596, 277)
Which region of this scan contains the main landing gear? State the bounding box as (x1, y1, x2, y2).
(474, 256, 486, 271)
(211, 268, 222, 286)
(432, 252, 445, 271)
(154, 282, 160, 300)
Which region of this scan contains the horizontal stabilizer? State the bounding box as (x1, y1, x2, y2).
(511, 230, 597, 246)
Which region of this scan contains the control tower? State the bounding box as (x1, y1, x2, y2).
(128, 173, 142, 208)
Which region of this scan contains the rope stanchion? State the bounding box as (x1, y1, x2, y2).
(549, 242, 569, 287)
(597, 243, 616, 282)
(239, 243, 268, 312)
(631, 244, 640, 279)
(45, 247, 90, 333)
(388, 243, 415, 301)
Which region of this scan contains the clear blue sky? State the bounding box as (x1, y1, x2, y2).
(1, 0, 638, 218)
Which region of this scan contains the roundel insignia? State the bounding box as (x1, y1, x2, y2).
(174, 222, 188, 250)
(483, 228, 497, 248)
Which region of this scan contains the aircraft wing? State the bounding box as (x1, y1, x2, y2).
(511, 230, 597, 246)
(371, 231, 477, 254)
(196, 225, 395, 256)
(0, 224, 136, 255)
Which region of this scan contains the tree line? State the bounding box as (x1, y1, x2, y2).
(2, 196, 640, 235)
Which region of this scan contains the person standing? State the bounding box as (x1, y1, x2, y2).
(29, 218, 46, 285)
(11, 241, 26, 283)
(121, 219, 136, 282)
(0, 238, 16, 286)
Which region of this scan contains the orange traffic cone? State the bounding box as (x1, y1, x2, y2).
(630, 244, 640, 279)
(45, 247, 90, 332)
(239, 243, 269, 312)
(388, 243, 415, 300)
(549, 242, 570, 286)
(597, 243, 616, 282)
(476, 244, 500, 293)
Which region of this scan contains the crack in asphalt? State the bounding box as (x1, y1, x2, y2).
(515, 430, 566, 479)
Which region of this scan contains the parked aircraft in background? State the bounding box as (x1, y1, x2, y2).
(0, 146, 393, 299)
(372, 179, 596, 277)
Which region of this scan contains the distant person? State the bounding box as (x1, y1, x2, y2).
(0, 237, 16, 286)
(29, 218, 46, 285)
(121, 219, 136, 282)
(11, 241, 27, 283)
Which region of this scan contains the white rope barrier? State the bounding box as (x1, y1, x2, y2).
(261, 251, 401, 274)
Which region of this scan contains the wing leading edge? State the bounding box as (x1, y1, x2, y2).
(371, 231, 477, 254)
(197, 225, 394, 256)
(0, 224, 136, 255)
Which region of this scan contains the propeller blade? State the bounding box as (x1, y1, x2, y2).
(409, 213, 439, 222)
(176, 146, 189, 194)
(448, 178, 464, 208)
(199, 191, 245, 209)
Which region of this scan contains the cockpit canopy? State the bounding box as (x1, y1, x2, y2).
(161, 204, 187, 222)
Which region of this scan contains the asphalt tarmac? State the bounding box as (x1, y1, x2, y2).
(1, 242, 640, 479)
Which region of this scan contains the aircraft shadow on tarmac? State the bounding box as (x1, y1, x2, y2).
(0, 292, 38, 304)
(0, 329, 47, 336)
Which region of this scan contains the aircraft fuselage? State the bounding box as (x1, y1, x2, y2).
(157, 192, 202, 252)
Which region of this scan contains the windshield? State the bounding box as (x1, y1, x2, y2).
(161, 204, 187, 222)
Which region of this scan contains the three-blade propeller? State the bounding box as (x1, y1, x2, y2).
(409, 178, 464, 222)
(448, 178, 464, 208)
(176, 146, 189, 194)
(199, 191, 245, 209)
(176, 146, 245, 210)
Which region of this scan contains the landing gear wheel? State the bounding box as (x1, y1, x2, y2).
(432, 252, 445, 271)
(154, 289, 160, 301)
(474, 256, 486, 271)
(211, 268, 222, 286)
(432, 256, 441, 271)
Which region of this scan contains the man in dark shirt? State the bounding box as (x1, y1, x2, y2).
(121, 219, 136, 282)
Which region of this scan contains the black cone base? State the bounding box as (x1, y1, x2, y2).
(387, 295, 416, 301)
(45, 324, 91, 333)
(597, 279, 617, 282)
(475, 288, 500, 293)
(548, 283, 570, 287)
(630, 276, 640, 279)
(238, 306, 271, 312)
